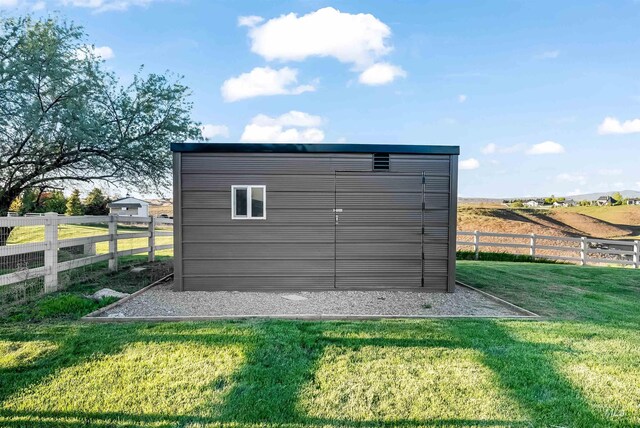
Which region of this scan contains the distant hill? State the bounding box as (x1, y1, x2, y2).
(460, 190, 640, 204)
(557, 190, 640, 201)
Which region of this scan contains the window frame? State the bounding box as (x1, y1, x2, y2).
(231, 185, 267, 220)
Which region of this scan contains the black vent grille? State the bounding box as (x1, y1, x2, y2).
(373, 153, 390, 171)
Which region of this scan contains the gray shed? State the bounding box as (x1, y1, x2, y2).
(171, 143, 459, 292)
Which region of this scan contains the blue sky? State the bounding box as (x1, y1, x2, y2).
(3, 0, 640, 198)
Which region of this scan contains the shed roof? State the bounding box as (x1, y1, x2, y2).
(171, 143, 460, 156)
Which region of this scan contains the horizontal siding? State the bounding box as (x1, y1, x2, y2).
(336, 277, 422, 288)
(183, 243, 334, 259)
(182, 174, 334, 192)
(336, 174, 422, 193)
(390, 155, 450, 175)
(183, 191, 335, 210)
(182, 153, 372, 174)
(423, 227, 449, 242)
(336, 226, 421, 243)
(423, 243, 448, 259)
(337, 260, 421, 275)
(338, 210, 421, 225)
(182, 208, 334, 225)
(184, 259, 333, 276)
(423, 209, 449, 224)
(423, 276, 448, 292)
(337, 192, 421, 209)
(183, 276, 334, 290)
(423, 259, 448, 274)
(183, 225, 334, 243)
(178, 153, 454, 292)
(338, 243, 421, 259)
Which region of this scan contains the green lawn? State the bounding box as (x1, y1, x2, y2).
(6, 223, 173, 257)
(0, 261, 639, 427)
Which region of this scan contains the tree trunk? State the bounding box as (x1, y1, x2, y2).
(0, 226, 13, 246)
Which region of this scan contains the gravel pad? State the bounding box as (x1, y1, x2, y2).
(97, 281, 529, 318)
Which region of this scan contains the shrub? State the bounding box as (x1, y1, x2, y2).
(456, 251, 560, 264)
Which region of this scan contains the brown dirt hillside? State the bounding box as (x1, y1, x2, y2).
(458, 206, 635, 238)
(548, 211, 633, 238)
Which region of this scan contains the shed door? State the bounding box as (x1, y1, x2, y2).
(334, 172, 424, 288)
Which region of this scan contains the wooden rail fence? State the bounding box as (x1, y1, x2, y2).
(457, 230, 639, 268)
(0, 213, 173, 293)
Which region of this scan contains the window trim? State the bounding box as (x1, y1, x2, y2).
(231, 185, 267, 220)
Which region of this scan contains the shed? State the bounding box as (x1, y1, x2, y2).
(108, 196, 149, 218)
(171, 143, 460, 292)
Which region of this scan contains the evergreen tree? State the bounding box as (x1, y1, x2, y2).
(84, 188, 110, 215)
(65, 189, 84, 216)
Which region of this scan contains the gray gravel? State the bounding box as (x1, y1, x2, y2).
(97, 281, 530, 318)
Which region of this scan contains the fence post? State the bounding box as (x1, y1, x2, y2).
(633, 240, 639, 269)
(148, 216, 156, 262)
(530, 233, 536, 260)
(473, 230, 479, 260)
(108, 215, 118, 271)
(43, 212, 58, 293)
(580, 237, 587, 266)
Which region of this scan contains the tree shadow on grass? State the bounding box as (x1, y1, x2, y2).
(0, 319, 619, 427)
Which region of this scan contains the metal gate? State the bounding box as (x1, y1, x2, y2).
(334, 171, 424, 288)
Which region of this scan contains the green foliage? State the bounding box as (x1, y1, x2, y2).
(18, 189, 38, 215)
(83, 188, 110, 215)
(510, 201, 524, 208)
(41, 191, 67, 214)
(579, 200, 591, 206)
(65, 189, 84, 216)
(456, 251, 559, 263)
(612, 192, 624, 206)
(0, 16, 200, 217)
(33, 294, 99, 319)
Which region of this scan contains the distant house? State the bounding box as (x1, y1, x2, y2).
(553, 199, 576, 207)
(108, 196, 149, 217)
(595, 196, 615, 206)
(627, 198, 640, 205)
(524, 200, 540, 207)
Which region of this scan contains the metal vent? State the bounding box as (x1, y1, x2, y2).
(373, 153, 390, 171)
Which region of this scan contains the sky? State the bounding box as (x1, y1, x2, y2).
(2, 0, 640, 198)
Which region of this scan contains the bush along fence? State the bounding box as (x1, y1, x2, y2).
(457, 230, 640, 268)
(0, 213, 173, 305)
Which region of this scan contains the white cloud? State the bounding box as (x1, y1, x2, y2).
(240, 111, 325, 142)
(358, 62, 406, 86)
(459, 158, 480, 170)
(31, 0, 45, 9)
(526, 140, 565, 155)
(246, 7, 392, 66)
(598, 116, 640, 135)
(535, 50, 560, 59)
(636, 182, 640, 190)
(458, 94, 467, 103)
(566, 189, 583, 196)
(238, 15, 264, 27)
(0, 0, 19, 7)
(241, 7, 404, 85)
(61, 0, 159, 12)
(556, 173, 587, 185)
(75, 45, 115, 60)
(221, 66, 315, 102)
(200, 124, 229, 140)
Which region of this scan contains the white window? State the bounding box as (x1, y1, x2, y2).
(231, 185, 266, 220)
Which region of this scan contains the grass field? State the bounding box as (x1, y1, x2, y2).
(6, 223, 173, 257)
(0, 261, 638, 427)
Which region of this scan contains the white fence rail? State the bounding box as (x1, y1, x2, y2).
(457, 230, 639, 268)
(0, 213, 173, 295)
